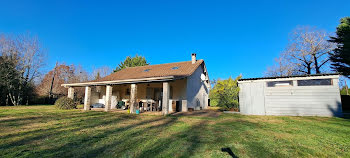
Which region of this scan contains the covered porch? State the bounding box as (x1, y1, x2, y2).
(63, 76, 188, 115)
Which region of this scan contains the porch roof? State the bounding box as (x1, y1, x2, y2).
(62, 76, 177, 87)
(62, 59, 204, 87)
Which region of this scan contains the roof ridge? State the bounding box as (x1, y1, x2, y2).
(185, 60, 204, 77)
(88, 59, 206, 83)
(123, 59, 204, 69)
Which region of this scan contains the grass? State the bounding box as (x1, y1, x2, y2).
(0, 106, 349, 158)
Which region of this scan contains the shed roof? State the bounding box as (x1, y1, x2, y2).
(239, 73, 340, 81)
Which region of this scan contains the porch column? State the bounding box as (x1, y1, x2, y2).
(130, 84, 137, 113)
(105, 85, 112, 112)
(68, 87, 74, 99)
(181, 100, 188, 112)
(84, 86, 91, 111)
(162, 82, 170, 115)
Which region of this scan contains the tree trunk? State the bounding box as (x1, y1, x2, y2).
(313, 54, 320, 74)
(8, 93, 19, 106)
(307, 64, 311, 74)
(6, 95, 9, 106)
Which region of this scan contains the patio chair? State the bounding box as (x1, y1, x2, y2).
(117, 101, 125, 109)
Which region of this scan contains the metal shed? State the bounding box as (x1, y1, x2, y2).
(238, 74, 343, 117)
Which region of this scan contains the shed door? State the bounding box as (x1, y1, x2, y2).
(249, 82, 266, 115)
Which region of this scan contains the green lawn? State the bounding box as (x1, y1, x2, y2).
(0, 106, 349, 158)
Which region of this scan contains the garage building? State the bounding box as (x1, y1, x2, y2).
(238, 74, 343, 117)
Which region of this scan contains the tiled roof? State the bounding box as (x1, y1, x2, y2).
(96, 59, 204, 82)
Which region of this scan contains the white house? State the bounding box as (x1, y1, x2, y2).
(62, 54, 210, 115)
(238, 74, 343, 117)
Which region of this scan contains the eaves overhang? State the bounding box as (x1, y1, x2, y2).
(61, 76, 183, 87)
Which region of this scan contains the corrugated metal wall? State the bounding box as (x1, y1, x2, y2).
(239, 77, 343, 117)
(264, 86, 342, 116)
(239, 82, 265, 115)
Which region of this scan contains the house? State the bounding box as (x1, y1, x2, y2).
(62, 54, 210, 115)
(238, 74, 343, 117)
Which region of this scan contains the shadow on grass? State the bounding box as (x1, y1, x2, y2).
(134, 119, 208, 157)
(28, 116, 172, 157)
(3, 111, 215, 157)
(2, 108, 350, 157)
(221, 147, 238, 158)
(0, 111, 112, 139)
(0, 112, 134, 152)
(82, 116, 179, 157)
(170, 110, 221, 118)
(0, 111, 278, 157)
(213, 116, 328, 157)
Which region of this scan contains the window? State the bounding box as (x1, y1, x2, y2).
(144, 69, 151, 72)
(267, 80, 293, 87)
(171, 66, 179, 70)
(297, 79, 332, 86)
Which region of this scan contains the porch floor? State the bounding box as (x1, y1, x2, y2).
(87, 108, 163, 115)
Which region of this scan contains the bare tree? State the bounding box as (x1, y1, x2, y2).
(17, 33, 46, 83)
(265, 56, 301, 77)
(0, 33, 46, 105)
(91, 66, 112, 80)
(71, 64, 89, 83)
(67, 64, 89, 101)
(265, 26, 335, 76)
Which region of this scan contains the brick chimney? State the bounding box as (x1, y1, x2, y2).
(191, 53, 196, 64)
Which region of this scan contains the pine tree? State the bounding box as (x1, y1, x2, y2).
(113, 55, 149, 72)
(329, 17, 350, 77)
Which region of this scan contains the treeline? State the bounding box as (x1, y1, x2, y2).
(0, 33, 112, 105)
(0, 33, 44, 106)
(0, 32, 149, 106)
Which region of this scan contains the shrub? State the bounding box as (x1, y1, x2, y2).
(54, 97, 77, 109)
(209, 75, 241, 110)
(31, 96, 58, 105)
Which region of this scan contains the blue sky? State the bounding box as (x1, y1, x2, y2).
(0, 0, 349, 80)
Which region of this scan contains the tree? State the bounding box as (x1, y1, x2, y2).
(209, 75, 241, 110)
(36, 64, 73, 97)
(0, 33, 46, 105)
(69, 64, 89, 101)
(91, 66, 112, 80)
(265, 56, 299, 77)
(113, 54, 149, 72)
(266, 26, 335, 76)
(0, 56, 21, 106)
(340, 86, 350, 95)
(36, 64, 89, 102)
(329, 17, 350, 78)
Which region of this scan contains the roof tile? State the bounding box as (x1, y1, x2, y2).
(96, 59, 204, 81)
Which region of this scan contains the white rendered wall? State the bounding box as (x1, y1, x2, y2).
(186, 65, 210, 110)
